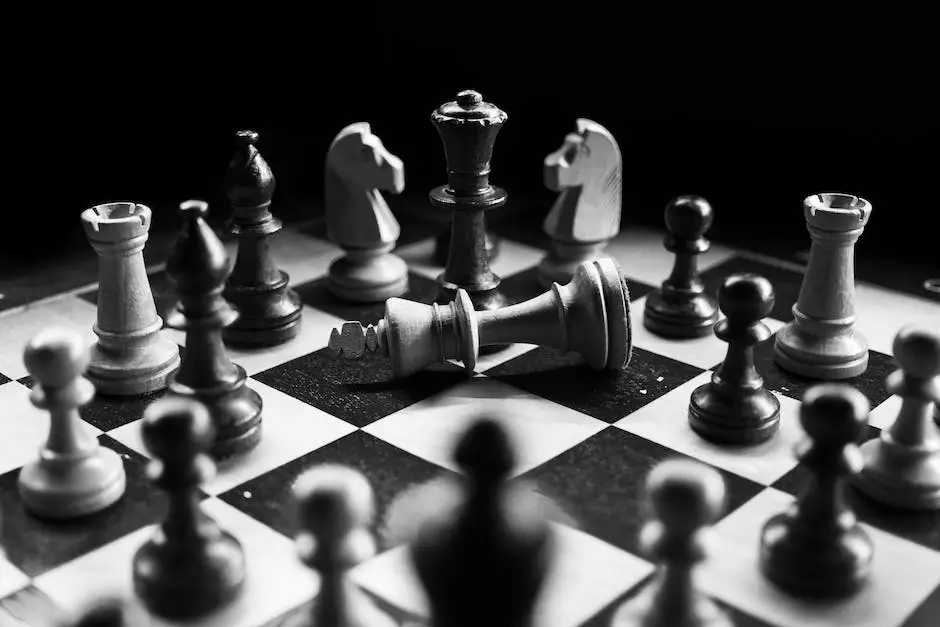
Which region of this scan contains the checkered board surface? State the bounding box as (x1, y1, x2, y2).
(1, 218, 938, 627)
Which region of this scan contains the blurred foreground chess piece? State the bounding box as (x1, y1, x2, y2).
(166, 200, 263, 459)
(611, 459, 732, 627)
(329, 258, 632, 378)
(325, 122, 409, 302)
(19, 327, 126, 519)
(689, 274, 781, 444)
(81, 202, 180, 395)
(853, 324, 940, 510)
(760, 384, 873, 598)
(69, 596, 146, 627)
(774, 193, 873, 379)
(538, 118, 622, 287)
(133, 396, 245, 619)
(430, 90, 510, 313)
(222, 130, 303, 346)
(643, 195, 720, 338)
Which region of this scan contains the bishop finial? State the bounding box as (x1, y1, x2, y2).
(167, 200, 230, 298)
(225, 128, 275, 208)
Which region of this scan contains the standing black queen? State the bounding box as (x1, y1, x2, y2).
(430, 90, 510, 314)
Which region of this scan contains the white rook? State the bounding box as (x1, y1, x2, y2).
(81, 202, 181, 395)
(774, 193, 873, 380)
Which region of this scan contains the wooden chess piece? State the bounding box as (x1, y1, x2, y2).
(18, 327, 126, 519)
(433, 223, 501, 267)
(289, 465, 396, 627)
(643, 196, 720, 338)
(760, 384, 874, 598)
(410, 417, 555, 627)
(430, 90, 510, 314)
(688, 274, 781, 445)
(223, 130, 303, 346)
(70, 596, 146, 627)
(328, 258, 632, 378)
(853, 324, 940, 510)
(538, 118, 622, 288)
(325, 122, 409, 303)
(133, 396, 245, 619)
(80, 202, 180, 395)
(166, 200, 263, 459)
(774, 193, 873, 379)
(611, 459, 732, 627)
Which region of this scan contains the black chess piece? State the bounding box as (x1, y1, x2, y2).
(760, 384, 874, 598)
(689, 273, 781, 445)
(643, 195, 720, 338)
(166, 200, 263, 459)
(223, 130, 303, 346)
(611, 459, 732, 627)
(410, 417, 554, 627)
(430, 90, 510, 318)
(133, 396, 246, 619)
(433, 225, 501, 266)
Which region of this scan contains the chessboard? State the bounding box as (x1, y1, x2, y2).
(0, 213, 938, 627)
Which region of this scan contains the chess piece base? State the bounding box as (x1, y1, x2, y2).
(87, 329, 181, 396)
(773, 315, 869, 380)
(223, 271, 303, 347)
(760, 513, 873, 599)
(610, 575, 733, 627)
(18, 447, 126, 519)
(689, 382, 781, 445)
(852, 436, 940, 511)
(168, 366, 263, 459)
(133, 530, 245, 619)
(643, 290, 720, 339)
(328, 252, 409, 304)
(537, 242, 609, 289)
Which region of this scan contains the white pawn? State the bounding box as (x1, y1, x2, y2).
(539, 119, 622, 287)
(290, 464, 395, 627)
(611, 459, 731, 627)
(853, 324, 940, 510)
(325, 122, 409, 303)
(18, 327, 126, 519)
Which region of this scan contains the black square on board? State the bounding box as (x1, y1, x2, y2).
(521, 427, 765, 556)
(219, 430, 450, 552)
(0, 436, 168, 578)
(0, 373, 9, 386)
(252, 346, 465, 428)
(488, 346, 704, 424)
(701, 256, 805, 323)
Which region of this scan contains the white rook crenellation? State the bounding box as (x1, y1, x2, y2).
(774, 193, 873, 380)
(81, 202, 181, 395)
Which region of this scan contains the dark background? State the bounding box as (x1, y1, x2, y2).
(6, 25, 938, 275)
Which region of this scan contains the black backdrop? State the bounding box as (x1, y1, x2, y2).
(9, 27, 938, 269)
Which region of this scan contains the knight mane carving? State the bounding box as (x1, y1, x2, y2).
(543, 119, 622, 242)
(325, 122, 404, 248)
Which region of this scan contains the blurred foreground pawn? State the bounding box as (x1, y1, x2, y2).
(410, 417, 555, 627)
(853, 325, 940, 510)
(325, 122, 409, 302)
(166, 200, 263, 458)
(133, 397, 245, 619)
(81, 202, 180, 395)
(223, 130, 303, 346)
(643, 196, 719, 338)
(69, 597, 146, 627)
(431, 90, 510, 313)
(689, 274, 780, 444)
(18, 328, 126, 519)
(329, 258, 631, 378)
(538, 118, 622, 287)
(774, 193, 873, 379)
(286, 465, 395, 627)
(760, 384, 873, 598)
(611, 460, 731, 627)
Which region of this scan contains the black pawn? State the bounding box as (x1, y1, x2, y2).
(410, 417, 554, 627)
(223, 130, 303, 347)
(760, 384, 874, 598)
(689, 273, 781, 445)
(166, 200, 263, 459)
(133, 396, 245, 619)
(643, 195, 719, 338)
